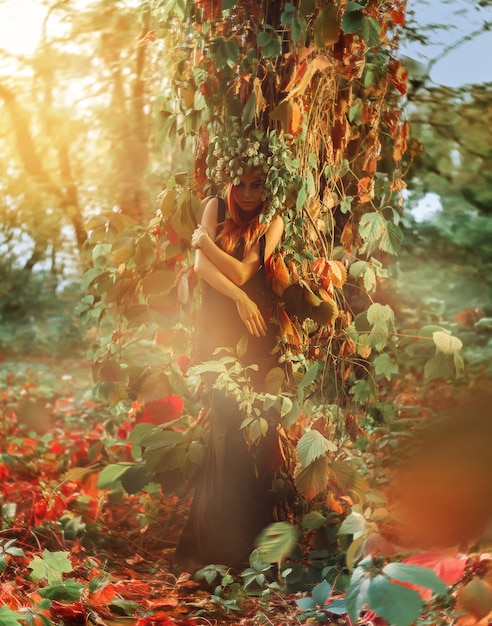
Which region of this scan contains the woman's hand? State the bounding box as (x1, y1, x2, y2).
(191, 224, 209, 249)
(235, 291, 268, 337)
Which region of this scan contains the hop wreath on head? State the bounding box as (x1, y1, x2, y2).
(205, 125, 299, 224)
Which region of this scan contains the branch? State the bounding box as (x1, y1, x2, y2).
(0, 82, 88, 251)
(428, 22, 492, 78)
(0, 83, 63, 198)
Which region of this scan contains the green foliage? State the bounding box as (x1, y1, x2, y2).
(406, 86, 492, 217)
(345, 556, 447, 626)
(296, 579, 348, 620)
(240, 550, 273, 590)
(28, 551, 73, 585)
(38, 579, 85, 601)
(297, 430, 337, 467)
(255, 522, 298, 565)
(0, 539, 25, 573)
(195, 565, 245, 613)
(0, 606, 25, 626)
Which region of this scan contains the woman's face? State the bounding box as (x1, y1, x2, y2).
(231, 172, 265, 213)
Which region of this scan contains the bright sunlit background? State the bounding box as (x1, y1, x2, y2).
(1, 0, 491, 85)
(0, 0, 47, 56)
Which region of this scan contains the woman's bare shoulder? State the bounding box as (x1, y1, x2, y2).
(266, 214, 284, 239)
(199, 196, 220, 222)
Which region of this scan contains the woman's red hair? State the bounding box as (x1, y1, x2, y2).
(216, 183, 269, 258)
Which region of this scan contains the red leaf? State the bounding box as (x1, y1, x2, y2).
(50, 601, 86, 623)
(88, 582, 118, 606)
(357, 176, 373, 202)
(135, 611, 175, 626)
(404, 551, 466, 585)
(266, 254, 290, 295)
(137, 395, 184, 425)
(147, 597, 179, 609)
(277, 307, 302, 346)
(114, 579, 151, 600)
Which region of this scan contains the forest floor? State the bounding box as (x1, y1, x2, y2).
(1, 255, 491, 625)
(1, 357, 490, 626)
(1, 356, 352, 626)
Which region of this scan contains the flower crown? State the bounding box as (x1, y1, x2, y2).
(205, 126, 298, 222)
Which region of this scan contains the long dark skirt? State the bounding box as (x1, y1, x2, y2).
(175, 389, 275, 572)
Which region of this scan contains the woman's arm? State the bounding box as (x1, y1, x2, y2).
(194, 249, 268, 337)
(192, 199, 284, 286)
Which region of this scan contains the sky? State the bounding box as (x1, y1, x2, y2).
(401, 0, 492, 87)
(0, 0, 490, 87)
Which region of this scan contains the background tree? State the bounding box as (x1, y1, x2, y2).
(0, 0, 169, 281)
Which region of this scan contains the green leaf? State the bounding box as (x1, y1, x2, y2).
(432, 330, 463, 354)
(142, 269, 176, 297)
(265, 367, 284, 394)
(38, 578, 85, 601)
(97, 463, 134, 490)
(383, 563, 447, 595)
(6, 547, 25, 558)
(257, 32, 282, 57)
(350, 259, 376, 292)
(424, 352, 457, 381)
(349, 99, 363, 124)
(0, 606, 23, 626)
(312, 579, 332, 606)
(209, 38, 240, 70)
(120, 465, 153, 494)
(302, 510, 328, 530)
(313, 3, 340, 48)
(349, 260, 368, 280)
(297, 430, 337, 467)
(300, 0, 315, 17)
(255, 522, 297, 563)
(367, 303, 394, 325)
(81, 267, 102, 291)
(364, 267, 376, 293)
(280, 395, 293, 418)
(379, 220, 403, 255)
(296, 596, 317, 610)
(237, 334, 249, 358)
(373, 353, 398, 381)
(359, 212, 385, 244)
(338, 510, 368, 538)
(242, 90, 257, 126)
(296, 178, 308, 212)
(28, 551, 73, 585)
(1, 502, 17, 521)
(454, 351, 465, 377)
(110, 599, 140, 615)
(88, 574, 111, 594)
(367, 575, 422, 626)
(346, 1, 364, 10)
(295, 456, 330, 499)
(326, 597, 348, 615)
(298, 362, 319, 389)
(341, 9, 364, 35)
(345, 565, 370, 623)
(361, 16, 380, 48)
(140, 429, 183, 450)
(280, 2, 296, 25)
(291, 15, 307, 43)
(349, 379, 372, 404)
(257, 31, 272, 46)
(419, 324, 447, 338)
(222, 0, 238, 8)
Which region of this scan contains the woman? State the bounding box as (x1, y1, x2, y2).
(174, 137, 289, 572)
